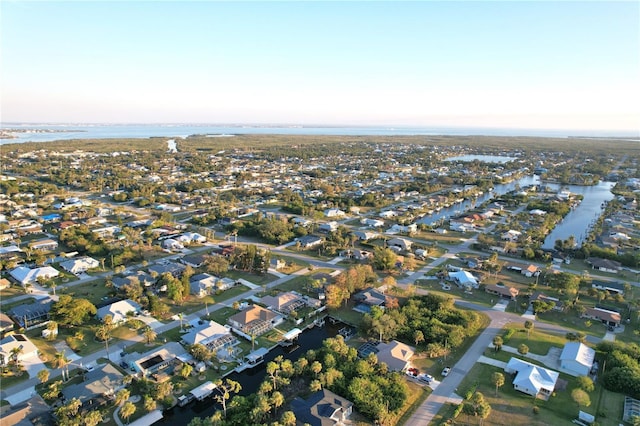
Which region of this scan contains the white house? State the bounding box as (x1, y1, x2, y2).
(449, 270, 479, 289)
(324, 209, 346, 218)
(9, 266, 59, 286)
(96, 299, 141, 324)
(177, 232, 207, 244)
(162, 238, 184, 251)
(59, 256, 100, 275)
(181, 320, 238, 353)
(505, 357, 559, 400)
(0, 334, 39, 366)
(559, 342, 595, 377)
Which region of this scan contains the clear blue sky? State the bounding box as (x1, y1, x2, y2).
(1, 1, 638, 132)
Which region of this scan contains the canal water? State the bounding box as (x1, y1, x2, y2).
(415, 174, 614, 250)
(541, 181, 616, 249)
(417, 175, 541, 226)
(154, 321, 345, 424)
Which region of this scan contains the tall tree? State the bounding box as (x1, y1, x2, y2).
(120, 401, 136, 424)
(50, 295, 97, 326)
(492, 372, 505, 396)
(213, 379, 242, 418)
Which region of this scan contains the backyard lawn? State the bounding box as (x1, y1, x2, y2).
(432, 363, 591, 425)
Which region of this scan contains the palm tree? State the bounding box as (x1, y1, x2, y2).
(179, 362, 193, 379)
(143, 326, 157, 344)
(120, 401, 136, 424)
(96, 324, 112, 359)
(10, 345, 24, 371)
(83, 410, 103, 426)
(53, 350, 70, 381)
(37, 368, 50, 384)
(115, 388, 130, 406)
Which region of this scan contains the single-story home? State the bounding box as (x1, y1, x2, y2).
(559, 342, 596, 377)
(59, 257, 100, 275)
(162, 238, 184, 251)
(0, 334, 39, 366)
(260, 292, 306, 315)
(505, 357, 559, 400)
(0, 312, 14, 334)
(582, 307, 621, 327)
(96, 299, 141, 324)
(591, 280, 625, 295)
(28, 239, 58, 251)
(586, 257, 621, 274)
(227, 305, 283, 338)
(375, 340, 414, 372)
(9, 298, 54, 329)
(387, 237, 412, 251)
(449, 270, 479, 289)
(9, 266, 60, 286)
(132, 342, 187, 378)
(181, 321, 238, 353)
(190, 273, 218, 298)
(62, 363, 124, 409)
(484, 284, 519, 300)
(291, 389, 353, 426)
(296, 235, 324, 249)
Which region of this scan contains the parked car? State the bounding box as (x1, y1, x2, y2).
(441, 367, 451, 377)
(418, 374, 434, 384)
(405, 367, 419, 377)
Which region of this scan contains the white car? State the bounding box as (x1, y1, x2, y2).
(441, 367, 451, 377)
(418, 374, 433, 384)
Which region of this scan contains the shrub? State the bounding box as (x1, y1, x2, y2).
(503, 328, 516, 343)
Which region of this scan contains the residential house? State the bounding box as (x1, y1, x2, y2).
(501, 230, 522, 242)
(190, 273, 218, 298)
(28, 239, 58, 252)
(260, 292, 306, 315)
(0, 334, 39, 366)
(112, 271, 155, 289)
(559, 342, 596, 377)
(0, 312, 14, 335)
(181, 254, 208, 268)
(162, 238, 184, 251)
(9, 298, 53, 329)
(96, 299, 141, 324)
(484, 284, 519, 300)
(582, 307, 621, 328)
(9, 266, 59, 286)
(352, 230, 379, 241)
(296, 235, 324, 249)
(504, 357, 559, 400)
(529, 292, 564, 312)
(59, 257, 100, 275)
(448, 270, 479, 289)
(270, 258, 286, 270)
(177, 232, 207, 244)
(387, 237, 412, 251)
(227, 304, 282, 338)
(375, 340, 414, 372)
(62, 363, 125, 409)
(291, 389, 353, 426)
(181, 320, 238, 353)
(148, 262, 186, 277)
(361, 218, 384, 228)
(132, 342, 187, 378)
(592, 280, 625, 295)
(324, 209, 346, 218)
(353, 287, 386, 308)
(319, 222, 339, 233)
(586, 257, 621, 274)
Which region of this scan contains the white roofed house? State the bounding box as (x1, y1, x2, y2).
(0, 334, 39, 367)
(162, 238, 184, 251)
(505, 357, 559, 400)
(9, 265, 59, 286)
(96, 299, 141, 324)
(559, 342, 595, 376)
(448, 270, 479, 289)
(387, 237, 412, 251)
(324, 208, 346, 218)
(181, 320, 238, 353)
(190, 273, 217, 298)
(60, 256, 100, 275)
(260, 292, 306, 315)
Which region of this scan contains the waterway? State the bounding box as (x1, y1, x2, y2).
(541, 181, 616, 249)
(417, 175, 541, 226)
(1, 123, 635, 144)
(415, 175, 614, 250)
(154, 320, 345, 425)
(445, 154, 517, 163)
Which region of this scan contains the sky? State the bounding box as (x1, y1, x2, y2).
(1, 1, 639, 133)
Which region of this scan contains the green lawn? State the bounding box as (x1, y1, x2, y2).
(57, 278, 116, 307)
(535, 310, 607, 338)
(0, 297, 37, 314)
(395, 380, 431, 425)
(501, 322, 569, 355)
(225, 270, 279, 286)
(432, 363, 590, 426)
(0, 368, 30, 388)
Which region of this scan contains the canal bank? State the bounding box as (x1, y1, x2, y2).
(154, 319, 347, 424)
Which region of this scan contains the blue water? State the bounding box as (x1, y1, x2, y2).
(445, 154, 517, 163)
(1, 123, 637, 144)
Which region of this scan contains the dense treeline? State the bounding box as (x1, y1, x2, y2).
(597, 341, 640, 398)
(189, 335, 408, 426)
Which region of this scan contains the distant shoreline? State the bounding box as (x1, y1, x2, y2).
(0, 123, 637, 144)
